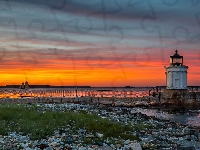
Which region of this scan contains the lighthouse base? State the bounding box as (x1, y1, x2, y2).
(162, 89, 189, 100)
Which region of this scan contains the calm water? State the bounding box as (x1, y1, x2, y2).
(131, 108, 200, 127)
(0, 87, 155, 98)
(0, 87, 200, 127)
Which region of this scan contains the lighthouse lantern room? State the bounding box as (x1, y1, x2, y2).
(164, 50, 188, 90)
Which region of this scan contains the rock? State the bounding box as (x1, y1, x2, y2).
(65, 139, 74, 144)
(0, 138, 4, 144)
(129, 142, 142, 150)
(124, 139, 130, 145)
(55, 134, 61, 138)
(96, 133, 104, 138)
(60, 146, 73, 150)
(169, 136, 179, 142)
(94, 142, 103, 146)
(190, 135, 197, 141)
(178, 146, 196, 150)
(124, 145, 131, 150)
(115, 144, 121, 148)
(182, 127, 190, 135)
(198, 132, 200, 141)
(78, 146, 87, 150)
(99, 146, 113, 150)
(110, 144, 115, 149)
(25, 148, 32, 150)
(35, 143, 49, 149)
(86, 134, 94, 138)
(78, 129, 86, 134)
(48, 138, 54, 143)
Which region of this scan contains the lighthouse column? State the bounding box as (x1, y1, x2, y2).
(180, 71, 182, 89)
(170, 71, 173, 89)
(168, 71, 170, 89)
(184, 71, 187, 88)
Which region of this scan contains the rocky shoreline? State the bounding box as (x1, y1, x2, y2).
(0, 102, 200, 150)
(1, 95, 200, 108)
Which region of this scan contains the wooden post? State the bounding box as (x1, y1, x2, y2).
(76, 87, 78, 97)
(159, 92, 161, 102)
(149, 89, 152, 96)
(112, 96, 115, 105)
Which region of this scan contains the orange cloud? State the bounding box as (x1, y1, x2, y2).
(0, 48, 199, 87)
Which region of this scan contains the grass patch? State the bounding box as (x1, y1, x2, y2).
(0, 104, 139, 141)
(133, 123, 154, 131)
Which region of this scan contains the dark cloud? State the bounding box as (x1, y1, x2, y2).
(1, 0, 200, 52)
(4, 0, 186, 21)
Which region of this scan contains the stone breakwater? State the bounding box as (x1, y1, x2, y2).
(0, 96, 174, 106)
(0, 103, 200, 149)
(1, 95, 200, 108)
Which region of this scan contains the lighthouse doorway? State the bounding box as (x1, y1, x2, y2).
(175, 79, 180, 88)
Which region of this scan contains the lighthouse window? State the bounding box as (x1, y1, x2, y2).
(174, 58, 182, 64)
(171, 57, 183, 66)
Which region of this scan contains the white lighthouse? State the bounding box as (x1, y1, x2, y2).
(164, 50, 188, 90)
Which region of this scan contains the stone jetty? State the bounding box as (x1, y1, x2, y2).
(1, 93, 200, 108)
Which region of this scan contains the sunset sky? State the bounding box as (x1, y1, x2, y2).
(0, 0, 200, 87)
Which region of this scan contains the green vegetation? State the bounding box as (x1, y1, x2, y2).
(133, 123, 154, 131)
(0, 104, 141, 141)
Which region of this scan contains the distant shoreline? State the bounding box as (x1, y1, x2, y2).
(0, 85, 166, 89)
(0, 85, 199, 89)
(0, 85, 92, 88)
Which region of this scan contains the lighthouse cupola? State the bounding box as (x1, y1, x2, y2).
(170, 50, 183, 66)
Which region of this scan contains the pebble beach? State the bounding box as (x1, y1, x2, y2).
(0, 100, 200, 150)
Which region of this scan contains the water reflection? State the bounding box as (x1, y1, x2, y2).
(187, 116, 200, 127)
(131, 107, 200, 127)
(131, 108, 174, 120)
(0, 88, 153, 98)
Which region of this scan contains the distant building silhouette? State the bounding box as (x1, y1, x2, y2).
(19, 80, 29, 89)
(25, 80, 29, 89)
